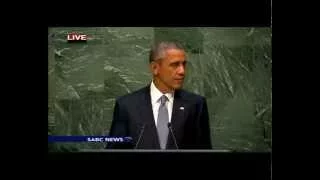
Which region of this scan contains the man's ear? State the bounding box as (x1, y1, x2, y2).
(150, 61, 159, 76)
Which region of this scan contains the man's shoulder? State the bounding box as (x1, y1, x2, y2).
(116, 85, 148, 104)
(115, 86, 207, 104)
(178, 89, 206, 103)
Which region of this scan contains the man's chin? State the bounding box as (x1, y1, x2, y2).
(173, 84, 183, 90)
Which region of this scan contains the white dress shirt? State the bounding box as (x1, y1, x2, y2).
(150, 81, 174, 127)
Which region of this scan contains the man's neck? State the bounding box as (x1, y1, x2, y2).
(152, 79, 174, 94)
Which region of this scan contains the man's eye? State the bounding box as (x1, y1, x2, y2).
(171, 62, 179, 67)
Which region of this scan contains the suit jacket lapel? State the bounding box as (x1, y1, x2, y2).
(138, 85, 161, 149)
(167, 90, 186, 149)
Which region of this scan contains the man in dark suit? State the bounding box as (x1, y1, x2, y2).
(106, 41, 212, 149)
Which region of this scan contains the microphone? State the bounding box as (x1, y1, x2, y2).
(134, 124, 145, 149)
(168, 122, 179, 149)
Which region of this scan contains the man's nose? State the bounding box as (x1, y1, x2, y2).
(177, 64, 185, 75)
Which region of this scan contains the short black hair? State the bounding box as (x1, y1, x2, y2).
(149, 41, 185, 63)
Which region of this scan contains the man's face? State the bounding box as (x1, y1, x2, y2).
(152, 48, 187, 91)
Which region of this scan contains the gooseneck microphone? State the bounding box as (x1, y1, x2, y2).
(134, 124, 145, 149)
(168, 122, 179, 149)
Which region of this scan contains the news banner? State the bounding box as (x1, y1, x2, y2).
(48, 135, 233, 152)
(48, 136, 132, 143)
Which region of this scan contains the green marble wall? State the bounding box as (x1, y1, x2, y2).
(48, 27, 272, 152)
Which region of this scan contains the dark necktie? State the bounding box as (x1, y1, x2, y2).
(157, 95, 169, 149)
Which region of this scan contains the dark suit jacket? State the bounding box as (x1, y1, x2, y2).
(106, 84, 212, 149)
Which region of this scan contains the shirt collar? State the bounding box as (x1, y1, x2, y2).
(150, 81, 174, 104)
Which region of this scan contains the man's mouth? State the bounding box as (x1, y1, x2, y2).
(175, 77, 184, 80)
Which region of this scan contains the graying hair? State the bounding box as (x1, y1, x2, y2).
(149, 41, 185, 63)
